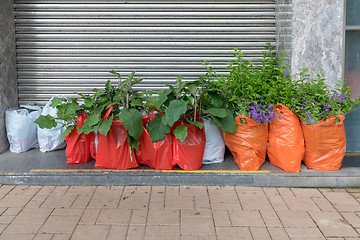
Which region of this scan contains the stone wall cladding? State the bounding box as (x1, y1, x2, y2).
(0, 0, 18, 153)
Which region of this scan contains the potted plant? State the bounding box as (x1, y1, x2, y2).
(292, 69, 360, 171)
(204, 46, 279, 171)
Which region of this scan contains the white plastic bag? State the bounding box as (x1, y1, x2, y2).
(37, 96, 66, 152)
(6, 105, 42, 153)
(202, 117, 226, 164)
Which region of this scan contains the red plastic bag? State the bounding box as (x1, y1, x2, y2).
(94, 107, 138, 170)
(224, 115, 268, 171)
(172, 119, 206, 171)
(267, 104, 304, 172)
(301, 115, 346, 171)
(65, 112, 94, 164)
(136, 110, 174, 170)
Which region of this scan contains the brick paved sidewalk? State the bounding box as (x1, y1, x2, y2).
(0, 185, 360, 239)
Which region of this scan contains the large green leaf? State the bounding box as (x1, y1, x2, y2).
(173, 125, 188, 142)
(202, 108, 227, 118)
(83, 112, 101, 127)
(211, 113, 236, 133)
(207, 91, 224, 107)
(77, 124, 95, 135)
(155, 89, 172, 109)
(60, 126, 75, 140)
(51, 98, 64, 108)
(98, 116, 114, 136)
(188, 120, 204, 129)
(162, 99, 188, 127)
(34, 115, 57, 129)
(119, 108, 143, 139)
(144, 97, 158, 109)
(130, 98, 143, 107)
(148, 114, 170, 142)
(127, 134, 140, 151)
(65, 101, 81, 115)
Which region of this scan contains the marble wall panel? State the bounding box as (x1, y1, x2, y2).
(0, 0, 18, 153)
(291, 0, 344, 87)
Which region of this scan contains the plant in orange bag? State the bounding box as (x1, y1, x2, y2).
(293, 69, 360, 171)
(147, 76, 236, 171)
(205, 44, 280, 171)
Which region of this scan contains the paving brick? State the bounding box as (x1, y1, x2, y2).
(267, 227, 290, 240)
(228, 210, 265, 227)
(212, 210, 231, 226)
(239, 196, 273, 211)
(347, 189, 360, 193)
(285, 227, 324, 238)
(208, 186, 239, 202)
(0, 215, 15, 224)
(119, 196, 150, 209)
(250, 227, 271, 240)
(37, 186, 55, 195)
(0, 185, 15, 198)
(282, 196, 321, 211)
(342, 213, 360, 228)
(312, 197, 337, 212)
(107, 226, 128, 240)
(13, 208, 53, 224)
(96, 208, 131, 225)
(291, 188, 324, 198)
(71, 195, 92, 209)
(146, 235, 180, 240)
(87, 200, 118, 209)
(216, 226, 252, 240)
(260, 210, 283, 228)
(198, 236, 217, 240)
(130, 209, 147, 225)
(71, 224, 111, 240)
(165, 196, 195, 209)
(91, 187, 122, 202)
(10, 185, 41, 196)
(25, 193, 49, 208)
(277, 211, 316, 227)
(194, 196, 211, 209)
(79, 208, 100, 225)
(66, 186, 96, 196)
(126, 225, 145, 240)
(39, 215, 80, 233)
(180, 186, 208, 196)
(33, 233, 53, 240)
(0, 224, 8, 234)
(3, 223, 41, 233)
(277, 188, 295, 197)
(181, 216, 215, 235)
(41, 194, 77, 208)
(52, 233, 72, 240)
(235, 187, 266, 197)
(166, 186, 180, 196)
(2, 207, 22, 216)
(323, 192, 360, 212)
(309, 211, 359, 238)
(0, 233, 35, 240)
(0, 193, 34, 208)
(51, 186, 69, 196)
(210, 201, 242, 210)
(147, 209, 180, 225)
(151, 186, 165, 195)
(181, 209, 212, 218)
(180, 236, 197, 240)
(145, 225, 180, 235)
(149, 195, 164, 209)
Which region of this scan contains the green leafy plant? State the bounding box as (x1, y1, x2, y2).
(292, 68, 360, 125)
(203, 43, 290, 124)
(35, 71, 144, 151)
(146, 76, 236, 142)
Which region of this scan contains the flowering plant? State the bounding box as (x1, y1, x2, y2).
(204, 44, 290, 124)
(292, 69, 360, 125)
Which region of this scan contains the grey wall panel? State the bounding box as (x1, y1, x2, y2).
(14, 0, 276, 105)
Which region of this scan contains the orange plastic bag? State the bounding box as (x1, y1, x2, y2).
(136, 110, 174, 170)
(172, 119, 206, 171)
(267, 104, 304, 172)
(224, 115, 268, 171)
(301, 115, 346, 171)
(65, 112, 94, 164)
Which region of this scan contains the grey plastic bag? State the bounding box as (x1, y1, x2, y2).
(202, 117, 226, 164)
(6, 105, 42, 153)
(37, 96, 66, 153)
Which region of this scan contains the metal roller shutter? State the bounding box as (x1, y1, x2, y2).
(14, 0, 276, 105)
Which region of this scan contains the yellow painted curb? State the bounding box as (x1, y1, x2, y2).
(30, 169, 270, 174)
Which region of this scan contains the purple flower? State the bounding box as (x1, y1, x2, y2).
(340, 93, 345, 99)
(278, 114, 282, 119)
(332, 92, 338, 99)
(268, 103, 273, 109)
(323, 103, 330, 108)
(339, 99, 344, 104)
(227, 90, 232, 94)
(301, 102, 307, 107)
(308, 116, 312, 119)
(305, 111, 310, 115)
(237, 99, 241, 104)
(259, 96, 264, 99)
(325, 109, 330, 113)
(311, 100, 317, 103)
(300, 106, 304, 110)
(221, 93, 225, 96)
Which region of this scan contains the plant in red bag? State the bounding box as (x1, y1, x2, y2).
(145, 76, 236, 171)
